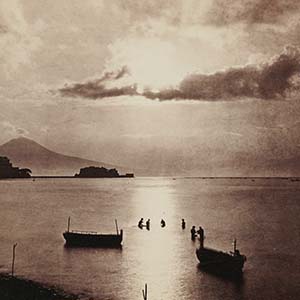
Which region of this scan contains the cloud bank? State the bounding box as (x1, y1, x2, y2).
(60, 46, 300, 101)
(60, 66, 137, 99)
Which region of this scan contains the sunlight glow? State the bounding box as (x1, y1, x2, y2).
(129, 179, 178, 299)
(108, 38, 194, 90)
(131, 179, 176, 222)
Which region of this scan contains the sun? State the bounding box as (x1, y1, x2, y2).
(108, 37, 192, 91)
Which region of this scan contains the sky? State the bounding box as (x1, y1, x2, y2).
(1, 0, 300, 176)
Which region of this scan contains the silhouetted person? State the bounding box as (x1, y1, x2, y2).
(181, 219, 186, 229)
(191, 226, 196, 240)
(197, 226, 204, 248)
(161, 219, 166, 228)
(196, 226, 201, 236)
(146, 219, 150, 230)
(138, 218, 144, 229)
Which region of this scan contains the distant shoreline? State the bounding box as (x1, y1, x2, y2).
(0, 176, 299, 180)
(0, 175, 135, 179)
(33, 175, 134, 178)
(183, 176, 300, 180)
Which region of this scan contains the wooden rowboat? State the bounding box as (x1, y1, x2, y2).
(63, 217, 123, 248)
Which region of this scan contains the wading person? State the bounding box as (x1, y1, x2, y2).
(138, 218, 144, 229)
(146, 219, 150, 230)
(197, 226, 204, 248)
(191, 226, 196, 240)
(181, 219, 186, 229)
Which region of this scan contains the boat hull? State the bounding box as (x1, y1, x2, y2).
(196, 247, 246, 273)
(63, 230, 123, 248)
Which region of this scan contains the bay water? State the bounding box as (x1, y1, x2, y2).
(0, 177, 299, 299)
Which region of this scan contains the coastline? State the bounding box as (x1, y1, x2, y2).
(0, 273, 78, 300)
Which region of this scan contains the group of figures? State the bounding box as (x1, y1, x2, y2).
(191, 226, 204, 247)
(137, 218, 167, 230)
(137, 218, 203, 245)
(137, 218, 187, 231)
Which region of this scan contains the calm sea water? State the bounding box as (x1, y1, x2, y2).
(0, 177, 299, 300)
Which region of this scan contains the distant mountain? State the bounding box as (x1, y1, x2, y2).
(0, 137, 126, 176)
(2, 137, 297, 177)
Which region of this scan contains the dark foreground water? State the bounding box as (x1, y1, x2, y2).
(0, 177, 299, 300)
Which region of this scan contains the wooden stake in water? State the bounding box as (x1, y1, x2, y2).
(142, 283, 148, 300)
(11, 243, 17, 276)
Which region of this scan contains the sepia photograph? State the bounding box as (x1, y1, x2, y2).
(0, 1, 300, 299)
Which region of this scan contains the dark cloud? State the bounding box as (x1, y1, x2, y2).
(60, 84, 137, 99)
(60, 66, 138, 99)
(146, 46, 300, 101)
(90, 66, 130, 84)
(60, 46, 300, 101)
(207, 0, 300, 25)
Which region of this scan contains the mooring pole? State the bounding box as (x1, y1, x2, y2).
(142, 283, 148, 300)
(115, 219, 119, 235)
(233, 238, 237, 252)
(11, 243, 17, 276)
(67, 217, 71, 232)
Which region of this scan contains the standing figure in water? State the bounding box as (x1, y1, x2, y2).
(181, 219, 186, 229)
(160, 219, 166, 227)
(146, 219, 150, 230)
(197, 226, 204, 248)
(190, 226, 196, 240)
(138, 218, 144, 229)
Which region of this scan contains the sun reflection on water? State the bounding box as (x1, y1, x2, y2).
(126, 179, 181, 299)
